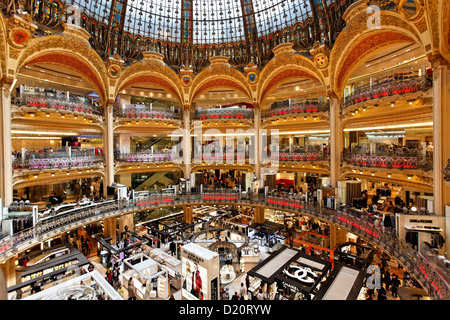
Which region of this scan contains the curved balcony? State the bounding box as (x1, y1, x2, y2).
(115, 152, 174, 163)
(192, 108, 254, 121)
(342, 151, 433, 171)
(12, 94, 102, 117)
(0, 192, 448, 300)
(343, 75, 433, 109)
(113, 105, 181, 121)
(13, 150, 104, 172)
(263, 100, 330, 119)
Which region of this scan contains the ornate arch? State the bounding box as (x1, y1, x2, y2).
(115, 59, 184, 107)
(15, 32, 109, 104)
(330, 4, 426, 98)
(257, 44, 326, 106)
(188, 59, 252, 105)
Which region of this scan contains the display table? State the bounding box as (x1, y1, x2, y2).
(220, 265, 236, 284)
(240, 247, 260, 272)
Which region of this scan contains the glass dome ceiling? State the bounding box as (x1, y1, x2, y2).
(72, 0, 316, 44)
(29, 0, 359, 71)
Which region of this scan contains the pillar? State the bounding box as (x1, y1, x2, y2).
(329, 224, 347, 249)
(183, 108, 191, 179)
(0, 257, 16, 289)
(104, 104, 115, 195)
(430, 55, 450, 216)
(103, 217, 117, 244)
(328, 92, 342, 188)
(0, 267, 6, 300)
(183, 205, 193, 224)
(0, 79, 13, 205)
(253, 107, 261, 179)
(254, 206, 265, 224)
(119, 213, 134, 235)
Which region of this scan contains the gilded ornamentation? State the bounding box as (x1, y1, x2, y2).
(336, 31, 413, 91)
(257, 44, 324, 104)
(9, 47, 20, 59)
(330, 8, 424, 96)
(8, 27, 32, 49)
(0, 76, 15, 96)
(443, 159, 450, 182)
(188, 57, 251, 105)
(16, 34, 109, 103)
(414, 17, 428, 33)
(310, 42, 331, 70)
(116, 59, 183, 103)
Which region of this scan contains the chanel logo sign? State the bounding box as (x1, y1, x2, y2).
(282, 266, 318, 284)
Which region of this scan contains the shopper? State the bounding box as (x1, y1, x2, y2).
(231, 291, 240, 301)
(223, 287, 230, 300)
(127, 278, 137, 300)
(239, 282, 246, 299)
(257, 289, 265, 300)
(245, 274, 250, 292)
(377, 286, 387, 300)
(364, 288, 372, 300)
(391, 274, 400, 298)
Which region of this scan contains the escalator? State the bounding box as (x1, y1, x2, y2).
(134, 137, 163, 152)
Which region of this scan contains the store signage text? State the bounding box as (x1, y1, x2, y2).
(409, 219, 433, 224)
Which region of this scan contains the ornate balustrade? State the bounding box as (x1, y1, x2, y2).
(13, 95, 102, 116)
(342, 152, 433, 171)
(193, 108, 254, 121)
(0, 191, 448, 299)
(113, 105, 181, 120)
(343, 75, 433, 109)
(115, 152, 174, 163)
(275, 151, 329, 162)
(13, 153, 104, 171)
(263, 100, 330, 119)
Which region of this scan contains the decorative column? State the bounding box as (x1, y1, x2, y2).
(253, 106, 261, 180)
(103, 217, 117, 244)
(104, 102, 115, 195)
(254, 206, 265, 224)
(0, 77, 14, 205)
(182, 107, 191, 179)
(328, 91, 342, 188)
(0, 257, 16, 289)
(329, 225, 347, 249)
(429, 54, 450, 216)
(183, 205, 193, 224)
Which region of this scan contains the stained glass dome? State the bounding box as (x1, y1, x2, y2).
(37, 0, 358, 72)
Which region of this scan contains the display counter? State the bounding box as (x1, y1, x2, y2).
(146, 247, 182, 290)
(240, 246, 260, 272)
(220, 264, 236, 284)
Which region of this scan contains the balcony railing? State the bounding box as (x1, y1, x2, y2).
(115, 152, 174, 163)
(275, 151, 329, 162)
(113, 105, 181, 120)
(0, 192, 448, 300)
(263, 100, 330, 118)
(342, 152, 433, 171)
(193, 108, 254, 121)
(13, 151, 104, 171)
(343, 75, 433, 109)
(13, 94, 102, 116)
